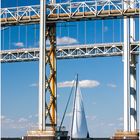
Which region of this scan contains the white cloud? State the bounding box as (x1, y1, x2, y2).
(58, 80, 74, 88)
(46, 36, 78, 45)
(14, 42, 24, 47)
(107, 83, 117, 88)
(1, 115, 14, 123)
(1, 115, 38, 130)
(80, 80, 100, 88)
(58, 80, 100, 88)
(57, 37, 78, 45)
(29, 83, 38, 87)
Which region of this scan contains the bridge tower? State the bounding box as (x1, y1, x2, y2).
(130, 0, 137, 132)
(113, 0, 139, 139)
(123, 0, 137, 133)
(38, 0, 57, 133)
(24, 0, 58, 139)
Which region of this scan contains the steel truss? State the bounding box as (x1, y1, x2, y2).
(0, 0, 140, 26)
(0, 42, 139, 63)
(44, 24, 56, 131)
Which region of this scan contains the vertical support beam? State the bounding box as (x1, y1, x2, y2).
(124, 17, 130, 132)
(39, 0, 46, 131)
(48, 0, 57, 132)
(123, 0, 131, 130)
(38, 0, 46, 131)
(45, 24, 56, 132)
(49, 24, 56, 130)
(38, 0, 57, 133)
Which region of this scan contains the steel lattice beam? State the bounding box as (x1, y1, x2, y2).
(0, 0, 140, 27)
(0, 42, 139, 63)
(45, 24, 57, 132)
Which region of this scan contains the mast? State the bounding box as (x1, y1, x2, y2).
(71, 74, 78, 138)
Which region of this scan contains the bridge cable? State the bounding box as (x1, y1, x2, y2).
(120, 19, 122, 42)
(34, 24, 37, 47)
(94, 20, 96, 43)
(113, 19, 114, 42)
(102, 20, 104, 43)
(9, 27, 11, 50)
(60, 23, 62, 38)
(2, 29, 4, 50)
(76, 22, 78, 43)
(16, 0, 18, 6)
(26, 25, 28, 48)
(18, 26, 20, 42)
(85, 20, 86, 44)
(68, 22, 70, 38)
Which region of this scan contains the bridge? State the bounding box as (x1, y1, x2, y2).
(0, 42, 139, 63)
(1, 0, 140, 139)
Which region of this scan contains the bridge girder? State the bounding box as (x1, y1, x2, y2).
(0, 42, 139, 63)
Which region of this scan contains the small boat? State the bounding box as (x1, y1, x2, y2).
(71, 75, 90, 140)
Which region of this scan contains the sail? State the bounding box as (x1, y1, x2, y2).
(71, 83, 89, 138)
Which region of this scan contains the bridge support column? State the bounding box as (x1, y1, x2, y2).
(39, 0, 46, 131)
(123, 17, 130, 132)
(38, 0, 57, 134)
(130, 1, 137, 131)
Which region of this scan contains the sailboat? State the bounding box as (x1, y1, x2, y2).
(71, 76, 90, 139)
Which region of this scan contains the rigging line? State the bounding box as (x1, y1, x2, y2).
(58, 76, 76, 133)
(71, 74, 79, 139)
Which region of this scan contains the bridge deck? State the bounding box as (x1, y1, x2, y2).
(0, 42, 139, 63)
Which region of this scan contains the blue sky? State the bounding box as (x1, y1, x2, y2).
(1, 0, 140, 138)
